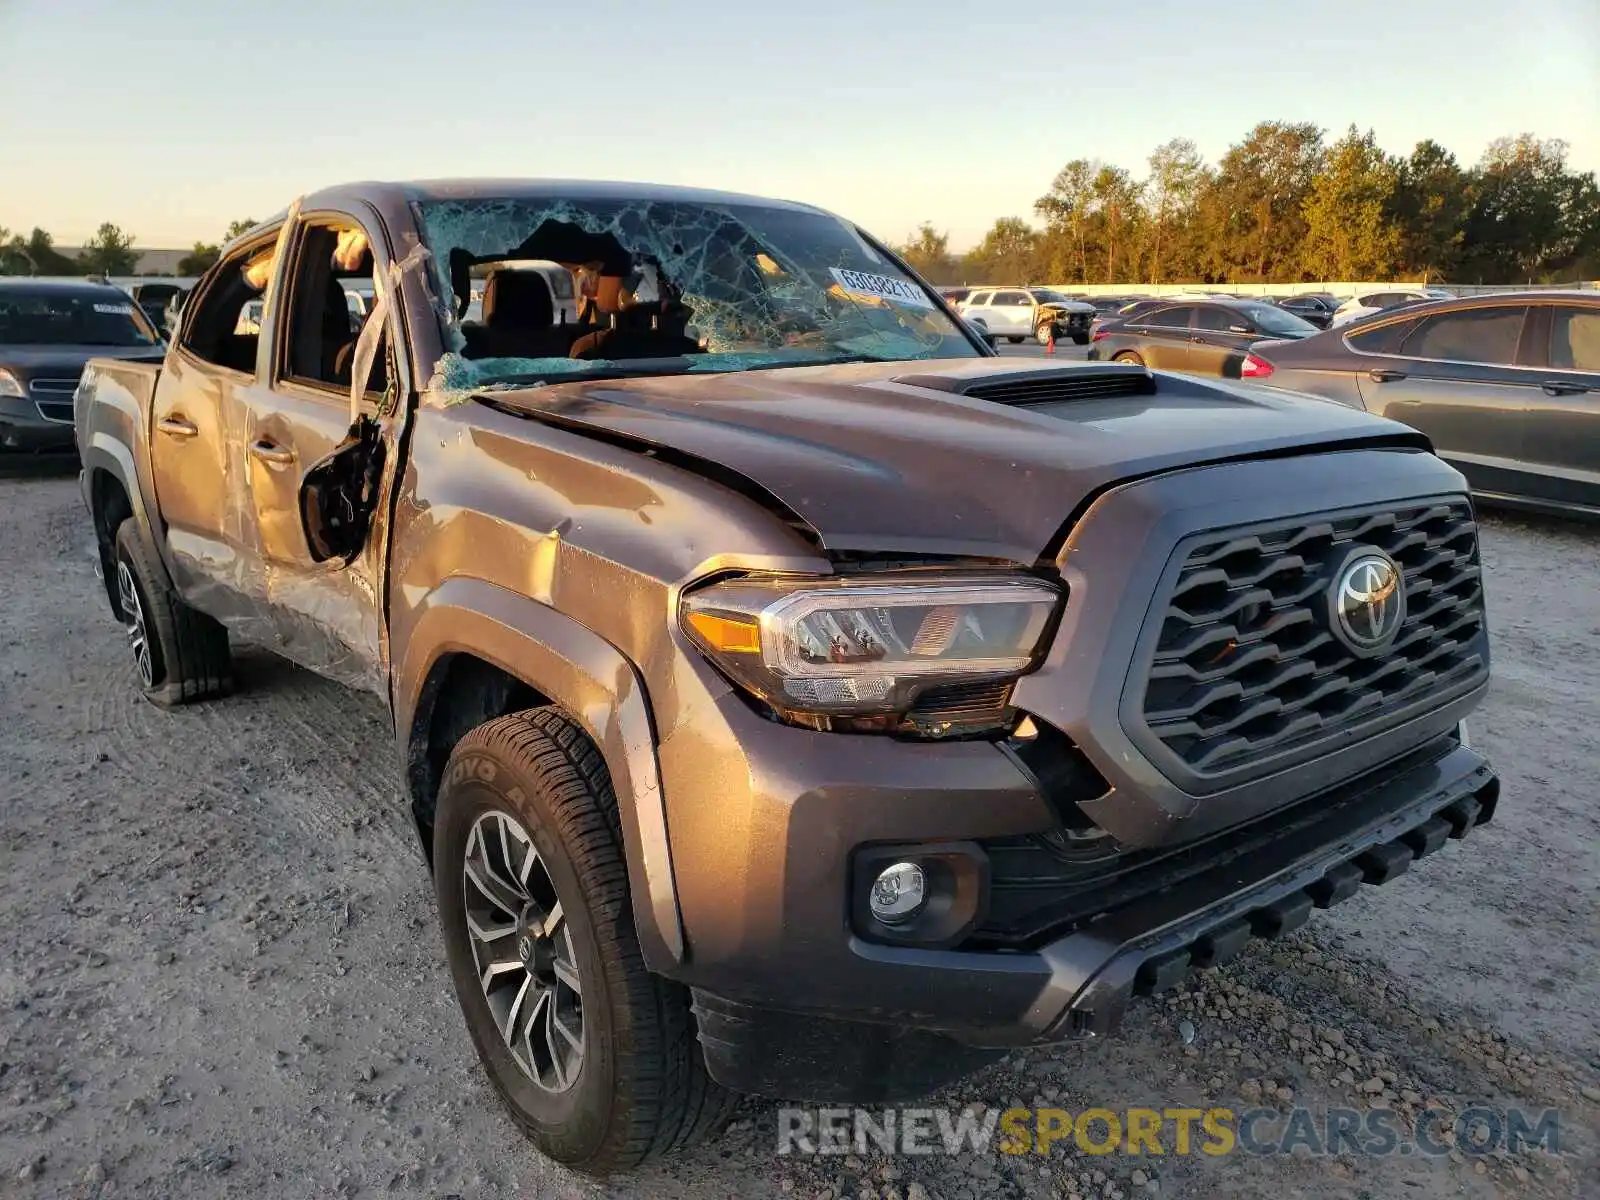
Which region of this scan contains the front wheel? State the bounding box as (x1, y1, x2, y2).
(1071, 331, 1090, 345)
(1034, 322, 1056, 345)
(434, 707, 735, 1173)
(1113, 350, 1146, 366)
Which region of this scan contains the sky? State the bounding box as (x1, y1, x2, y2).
(1, 0, 1597, 251)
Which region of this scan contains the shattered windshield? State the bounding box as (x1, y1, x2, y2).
(413, 196, 979, 395)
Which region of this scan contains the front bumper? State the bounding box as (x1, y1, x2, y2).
(689, 737, 1496, 1100)
(0, 395, 76, 452)
(1042, 310, 1093, 335)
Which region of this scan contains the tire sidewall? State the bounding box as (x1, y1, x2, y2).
(114, 524, 170, 691)
(434, 743, 620, 1162)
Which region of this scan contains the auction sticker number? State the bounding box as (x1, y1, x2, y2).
(829, 268, 934, 310)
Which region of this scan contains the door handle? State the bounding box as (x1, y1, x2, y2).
(1367, 368, 1407, 383)
(250, 439, 296, 466)
(1541, 380, 1589, 396)
(156, 415, 198, 439)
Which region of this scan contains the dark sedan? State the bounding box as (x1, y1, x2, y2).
(1, 280, 166, 454)
(1272, 292, 1342, 329)
(1243, 292, 1600, 519)
(1087, 297, 1320, 376)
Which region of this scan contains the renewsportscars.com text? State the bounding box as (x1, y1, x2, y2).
(777, 1105, 1562, 1159)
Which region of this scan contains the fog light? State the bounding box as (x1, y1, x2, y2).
(868, 862, 926, 924)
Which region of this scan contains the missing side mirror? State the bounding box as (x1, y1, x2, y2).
(299, 416, 385, 564)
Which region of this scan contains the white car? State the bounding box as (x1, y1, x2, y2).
(958, 287, 1097, 345)
(1331, 287, 1453, 327)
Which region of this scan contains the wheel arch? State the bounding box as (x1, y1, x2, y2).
(397, 576, 684, 969)
(82, 448, 145, 619)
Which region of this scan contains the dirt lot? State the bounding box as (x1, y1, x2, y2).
(1, 463, 1596, 1200)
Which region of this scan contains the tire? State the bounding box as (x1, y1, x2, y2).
(1112, 350, 1146, 366)
(434, 707, 736, 1173)
(1072, 332, 1090, 346)
(112, 518, 231, 707)
(1034, 322, 1055, 346)
(1006, 335, 1024, 344)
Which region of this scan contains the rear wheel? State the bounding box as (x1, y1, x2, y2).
(1006, 335, 1024, 344)
(1113, 350, 1145, 366)
(434, 707, 735, 1173)
(112, 519, 231, 707)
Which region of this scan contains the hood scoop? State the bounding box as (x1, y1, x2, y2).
(895, 363, 1157, 406)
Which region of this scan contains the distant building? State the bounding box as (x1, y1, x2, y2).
(54, 246, 190, 276)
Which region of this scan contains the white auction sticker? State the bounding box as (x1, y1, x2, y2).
(829, 268, 934, 310)
(93, 303, 135, 315)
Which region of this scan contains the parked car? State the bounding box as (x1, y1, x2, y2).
(1332, 287, 1453, 327)
(1109, 297, 1172, 323)
(1087, 297, 1320, 376)
(1243, 291, 1600, 518)
(78, 178, 1496, 1174)
(959, 286, 1096, 344)
(0, 279, 165, 453)
(1272, 293, 1342, 329)
(124, 282, 188, 336)
(160, 287, 193, 339)
(937, 285, 973, 305)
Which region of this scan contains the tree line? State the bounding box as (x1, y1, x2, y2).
(898, 124, 1600, 288)
(0, 218, 259, 278)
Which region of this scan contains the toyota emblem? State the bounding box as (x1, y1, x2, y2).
(1330, 551, 1405, 653)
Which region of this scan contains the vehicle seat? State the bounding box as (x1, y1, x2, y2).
(463, 271, 574, 360)
(568, 323, 701, 361)
(331, 313, 390, 396)
(322, 276, 358, 382)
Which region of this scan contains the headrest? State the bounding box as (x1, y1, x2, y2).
(482, 271, 554, 329)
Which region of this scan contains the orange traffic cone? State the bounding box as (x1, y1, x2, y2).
(1045, 328, 1056, 356)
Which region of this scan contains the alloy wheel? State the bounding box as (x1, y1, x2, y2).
(116, 560, 153, 688)
(461, 810, 585, 1093)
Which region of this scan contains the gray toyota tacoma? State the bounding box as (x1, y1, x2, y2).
(76, 180, 1498, 1174)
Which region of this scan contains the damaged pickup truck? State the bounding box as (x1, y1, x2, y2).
(76, 180, 1499, 1174)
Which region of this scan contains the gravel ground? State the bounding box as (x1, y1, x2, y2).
(1, 463, 1596, 1200)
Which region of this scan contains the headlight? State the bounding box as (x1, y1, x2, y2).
(680, 574, 1062, 728)
(0, 369, 24, 398)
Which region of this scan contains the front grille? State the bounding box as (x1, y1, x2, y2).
(971, 733, 1488, 951)
(963, 371, 1154, 406)
(35, 401, 73, 424)
(1135, 500, 1486, 781)
(27, 377, 78, 396)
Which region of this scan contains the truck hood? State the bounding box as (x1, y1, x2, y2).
(492, 358, 1430, 563)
